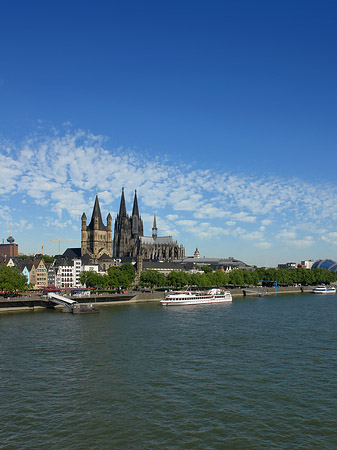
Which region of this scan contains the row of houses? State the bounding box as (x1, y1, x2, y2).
(0, 256, 100, 289)
(1, 252, 248, 289)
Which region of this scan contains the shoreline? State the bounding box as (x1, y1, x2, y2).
(0, 286, 312, 313)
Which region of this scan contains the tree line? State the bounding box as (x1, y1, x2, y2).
(1, 263, 337, 292)
(138, 267, 337, 289)
(81, 265, 337, 290)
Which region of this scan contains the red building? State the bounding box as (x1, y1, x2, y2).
(0, 234, 18, 257)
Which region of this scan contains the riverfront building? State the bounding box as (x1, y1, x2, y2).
(178, 256, 247, 272)
(81, 189, 185, 265)
(113, 189, 185, 261)
(312, 259, 337, 273)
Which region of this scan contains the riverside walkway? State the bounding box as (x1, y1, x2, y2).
(0, 286, 308, 312)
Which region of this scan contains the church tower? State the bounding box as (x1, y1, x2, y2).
(113, 188, 144, 258)
(112, 188, 185, 262)
(81, 195, 112, 260)
(131, 190, 143, 237)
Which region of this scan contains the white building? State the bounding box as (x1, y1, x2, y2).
(301, 260, 315, 269)
(54, 258, 82, 288)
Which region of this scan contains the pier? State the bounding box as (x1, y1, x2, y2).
(242, 288, 271, 297)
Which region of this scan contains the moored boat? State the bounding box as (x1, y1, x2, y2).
(160, 288, 232, 306)
(313, 284, 336, 295)
(71, 304, 100, 313)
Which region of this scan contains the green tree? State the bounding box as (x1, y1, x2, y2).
(80, 271, 100, 288)
(139, 270, 166, 288)
(42, 255, 54, 264)
(199, 272, 212, 288)
(228, 269, 245, 286)
(166, 271, 190, 288)
(189, 273, 203, 287)
(108, 267, 131, 289)
(120, 262, 136, 284)
(0, 265, 29, 292)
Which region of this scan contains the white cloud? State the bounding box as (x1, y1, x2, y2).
(241, 231, 264, 241)
(278, 229, 297, 240)
(1, 127, 337, 262)
(255, 241, 272, 249)
(14, 219, 33, 231)
(194, 206, 229, 219)
(232, 212, 256, 223)
(166, 214, 179, 221)
(0, 205, 11, 223)
(322, 232, 337, 246)
(290, 237, 314, 248)
(188, 222, 230, 239)
(45, 218, 74, 229)
(176, 219, 198, 227)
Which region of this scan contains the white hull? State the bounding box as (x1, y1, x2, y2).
(313, 291, 336, 295)
(161, 298, 232, 306)
(161, 289, 232, 306)
(313, 286, 336, 295)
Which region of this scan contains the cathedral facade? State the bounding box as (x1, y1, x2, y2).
(81, 189, 185, 263)
(113, 188, 143, 258)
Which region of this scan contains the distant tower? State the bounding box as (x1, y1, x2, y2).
(194, 247, 200, 258)
(7, 224, 15, 245)
(81, 195, 112, 260)
(6, 224, 17, 257)
(0, 224, 18, 257)
(152, 214, 158, 240)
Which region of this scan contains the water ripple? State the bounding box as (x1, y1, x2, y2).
(1, 295, 337, 449)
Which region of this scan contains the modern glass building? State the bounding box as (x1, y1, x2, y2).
(312, 259, 337, 272)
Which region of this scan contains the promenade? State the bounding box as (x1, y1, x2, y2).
(0, 286, 309, 312)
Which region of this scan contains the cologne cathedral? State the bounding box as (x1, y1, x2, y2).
(81, 189, 185, 262)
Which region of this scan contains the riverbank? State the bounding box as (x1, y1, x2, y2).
(0, 285, 314, 312)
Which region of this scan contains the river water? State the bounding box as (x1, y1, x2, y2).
(1, 293, 337, 449)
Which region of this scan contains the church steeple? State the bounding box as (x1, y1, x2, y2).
(119, 187, 127, 217)
(131, 190, 140, 235)
(89, 195, 105, 229)
(152, 214, 157, 240)
(132, 190, 140, 217)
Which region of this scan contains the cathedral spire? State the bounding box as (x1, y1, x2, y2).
(132, 189, 140, 217)
(119, 187, 127, 217)
(152, 214, 158, 240)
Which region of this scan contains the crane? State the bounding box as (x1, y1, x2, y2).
(49, 238, 80, 255)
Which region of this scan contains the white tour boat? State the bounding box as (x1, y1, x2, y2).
(160, 288, 232, 306)
(313, 284, 336, 295)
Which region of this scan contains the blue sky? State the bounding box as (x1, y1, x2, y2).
(0, 0, 337, 266)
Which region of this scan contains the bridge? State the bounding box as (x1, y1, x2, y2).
(47, 292, 78, 308)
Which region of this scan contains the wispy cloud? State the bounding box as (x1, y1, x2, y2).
(322, 232, 337, 246)
(1, 127, 337, 262)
